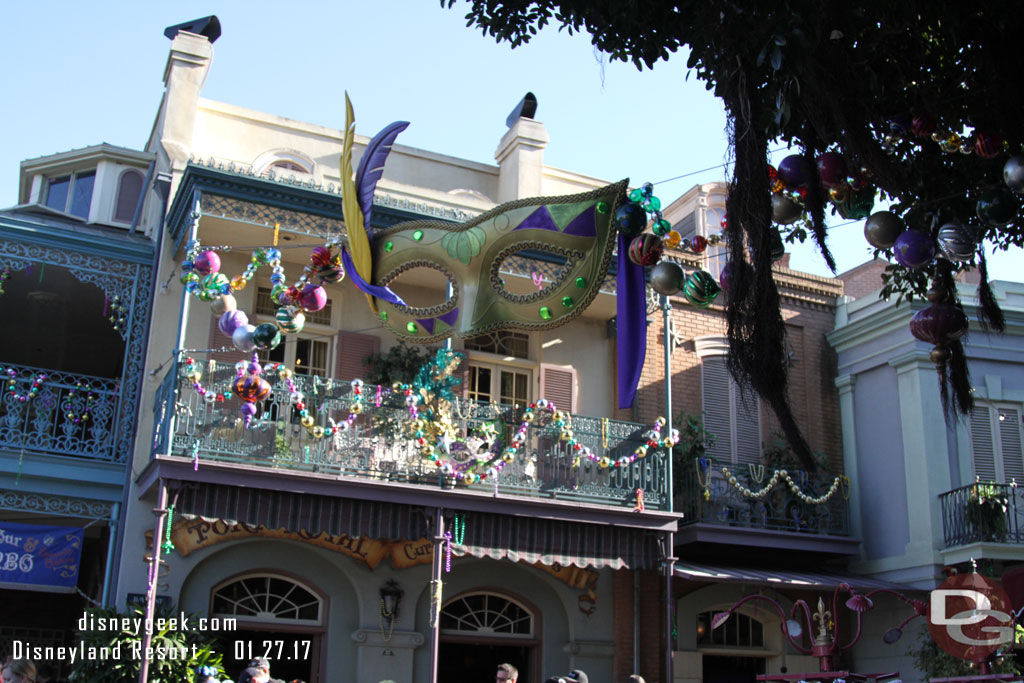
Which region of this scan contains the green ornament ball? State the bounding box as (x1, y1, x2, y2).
(252, 322, 282, 350)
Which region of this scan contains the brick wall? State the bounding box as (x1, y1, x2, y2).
(613, 568, 667, 683)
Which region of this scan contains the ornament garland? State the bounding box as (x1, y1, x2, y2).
(4, 369, 47, 402)
(65, 382, 95, 424)
(720, 466, 847, 505)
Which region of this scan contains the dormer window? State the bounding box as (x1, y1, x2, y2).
(268, 160, 308, 174)
(45, 170, 96, 219)
(113, 169, 145, 223)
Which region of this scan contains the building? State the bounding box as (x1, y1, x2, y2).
(0, 18, 960, 683)
(0, 143, 160, 671)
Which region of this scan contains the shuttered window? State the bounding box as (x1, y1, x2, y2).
(335, 331, 380, 382)
(701, 356, 762, 465)
(540, 364, 575, 413)
(972, 404, 1024, 483)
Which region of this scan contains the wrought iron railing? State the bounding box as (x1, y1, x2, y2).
(152, 359, 669, 510)
(676, 461, 849, 535)
(0, 361, 121, 462)
(940, 481, 1023, 547)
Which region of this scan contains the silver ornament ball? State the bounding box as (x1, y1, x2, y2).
(1004, 155, 1024, 194)
(649, 261, 685, 296)
(864, 211, 905, 249)
(936, 222, 977, 262)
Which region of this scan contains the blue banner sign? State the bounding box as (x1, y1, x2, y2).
(0, 522, 83, 592)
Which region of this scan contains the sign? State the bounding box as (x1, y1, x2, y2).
(928, 573, 1015, 662)
(0, 522, 83, 593)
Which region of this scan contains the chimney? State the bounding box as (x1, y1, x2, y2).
(158, 26, 214, 176)
(495, 93, 548, 203)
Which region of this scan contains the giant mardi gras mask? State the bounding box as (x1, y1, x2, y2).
(339, 96, 645, 407)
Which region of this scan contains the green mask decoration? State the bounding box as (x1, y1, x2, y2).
(370, 180, 628, 342)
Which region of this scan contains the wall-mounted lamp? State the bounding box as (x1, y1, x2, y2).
(379, 579, 404, 642)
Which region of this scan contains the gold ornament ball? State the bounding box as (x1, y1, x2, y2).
(300, 415, 315, 428)
(598, 456, 612, 468)
(502, 452, 515, 463)
(311, 426, 325, 439)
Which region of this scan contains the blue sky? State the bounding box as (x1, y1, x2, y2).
(2, 1, 1019, 281)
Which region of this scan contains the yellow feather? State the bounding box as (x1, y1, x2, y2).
(340, 93, 377, 312)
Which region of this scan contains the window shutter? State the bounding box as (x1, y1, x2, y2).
(999, 407, 1024, 484)
(207, 319, 241, 365)
(734, 386, 762, 465)
(540, 364, 575, 413)
(702, 356, 733, 463)
(335, 331, 380, 382)
(971, 406, 997, 482)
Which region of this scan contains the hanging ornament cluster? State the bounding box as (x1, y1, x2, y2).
(617, 182, 723, 307)
(772, 152, 875, 227)
(182, 237, 346, 355)
(105, 295, 128, 332)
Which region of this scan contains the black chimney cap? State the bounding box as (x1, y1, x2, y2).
(164, 15, 221, 43)
(505, 92, 538, 127)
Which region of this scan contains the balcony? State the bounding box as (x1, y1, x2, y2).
(0, 361, 121, 462)
(152, 359, 670, 510)
(940, 482, 1024, 556)
(674, 461, 854, 554)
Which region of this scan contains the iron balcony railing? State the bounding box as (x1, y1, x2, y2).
(153, 359, 669, 510)
(675, 461, 849, 535)
(940, 481, 1023, 547)
(0, 361, 121, 462)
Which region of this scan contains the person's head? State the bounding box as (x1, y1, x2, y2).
(2, 659, 36, 683)
(237, 667, 268, 683)
(628, 676, 647, 683)
(249, 658, 271, 676)
(496, 663, 518, 682)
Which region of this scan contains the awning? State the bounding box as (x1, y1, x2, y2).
(176, 482, 662, 570)
(674, 561, 916, 591)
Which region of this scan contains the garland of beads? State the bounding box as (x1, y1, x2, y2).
(161, 503, 176, 553)
(4, 368, 47, 402)
(452, 513, 466, 545)
(625, 182, 727, 254)
(65, 382, 95, 424)
(0, 266, 10, 295)
(720, 466, 842, 505)
(695, 458, 712, 501)
(182, 358, 232, 405)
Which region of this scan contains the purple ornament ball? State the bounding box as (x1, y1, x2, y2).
(193, 250, 221, 276)
(219, 309, 248, 337)
(300, 284, 328, 312)
(777, 155, 813, 189)
(893, 230, 936, 269)
(816, 152, 849, 188)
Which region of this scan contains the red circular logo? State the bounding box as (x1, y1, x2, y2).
(928, 574, 1014, 662)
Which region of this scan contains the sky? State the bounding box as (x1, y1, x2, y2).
(1, 1, 1019, 282)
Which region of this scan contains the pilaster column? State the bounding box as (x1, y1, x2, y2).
(835, 373, 861, 544)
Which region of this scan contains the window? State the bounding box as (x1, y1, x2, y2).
(45, 170, 95, 219)
(441, 593, 534, 637)
(211, 574, 322, 624)
(259, 337, 331, 379)
(464, 331, 529, 359)
(701, 354, 762, 465)
(268, 160, 309, 173)
(113, 169, 145, 223)
(467, 363, 530, 406)
(971, 404, 1024, 483)
(696, 610, 764, 647)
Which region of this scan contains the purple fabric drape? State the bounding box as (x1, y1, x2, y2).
(616, 233, 646, 408)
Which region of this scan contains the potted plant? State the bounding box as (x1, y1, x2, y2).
(965, 483, 1010, 542)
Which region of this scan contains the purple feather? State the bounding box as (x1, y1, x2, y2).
(340, 247, 407, 306)
(355, 121, 409, 233)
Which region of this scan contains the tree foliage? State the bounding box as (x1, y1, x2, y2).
(444, 0, 1024, 467)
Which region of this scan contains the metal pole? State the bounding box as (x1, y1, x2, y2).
(665, 530, 677, 683)
(662, 294, 673, 513)
(633, 568, 641, 674)
(100, 501, 120, 607)
(428, 509, 446, 683)
(138, 480, 168, 683)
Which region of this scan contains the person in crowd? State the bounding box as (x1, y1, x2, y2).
(1, 659, 36, 683)
(496, 663, 518, 682)
(628, 676, 646, 683)
(248, 657, 285, 683)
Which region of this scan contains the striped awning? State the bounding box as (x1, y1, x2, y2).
(674, 561, 915, 591)
(175, 482, 661, 570)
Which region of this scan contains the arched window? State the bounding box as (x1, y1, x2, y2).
(211, 574, 323, 625)
(252, 149, 316, 178)
(440, 592, 534, 637)
(113, 169, 145, 223)
(696, 610, 764, 647)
